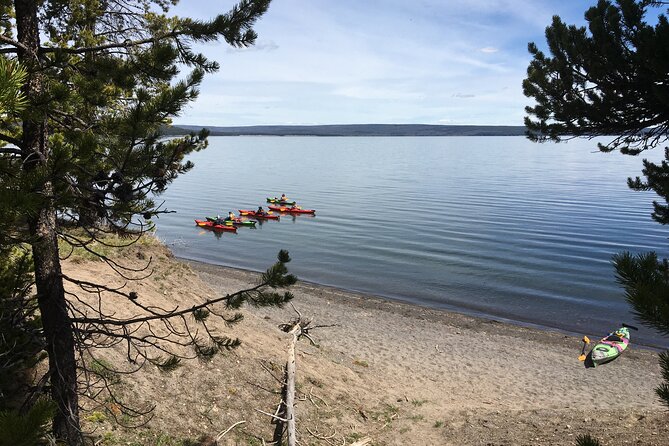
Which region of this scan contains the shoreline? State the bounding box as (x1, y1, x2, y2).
(182, 255, 666, 444)
(182, 256, 665, 351)
(64, 235, 667, 444)
(71, 242, 667, 445)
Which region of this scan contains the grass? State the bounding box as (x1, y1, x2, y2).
(58, 229, 161, 263)
(371, 403, 399, 425)
(411, 399, 428, 407)
(433, 420, 444, 428)
(352, 359, 369, 368)
(346, 432, 364, 442)
(242, 436, 263, 446)
(85, 411, 107, 423)
(90, 358, 121, 384)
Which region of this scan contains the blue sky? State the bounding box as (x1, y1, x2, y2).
(172, 0, 592, 127)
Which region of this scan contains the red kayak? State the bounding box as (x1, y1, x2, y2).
(268, 205, 315, 214)
(238, 209, 280, 220)
(194, 219, 237, 232)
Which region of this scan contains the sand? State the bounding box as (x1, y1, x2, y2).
(65, 243, 668, 445)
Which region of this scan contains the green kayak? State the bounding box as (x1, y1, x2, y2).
(589, 326, 631, 367)
(206, 216, 256, 227)
(266, 197, 297, 206)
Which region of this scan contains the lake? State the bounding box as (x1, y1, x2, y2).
(154, 136, 668, 347)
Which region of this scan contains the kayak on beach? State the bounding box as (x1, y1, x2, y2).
(266, 197, 297, 206)
(238, 209, 280, 220)
(268, 205, 315, 214)
(194, 219, 237, 233)
(586, 324, 637, 367)
(206, 216, 256, 227)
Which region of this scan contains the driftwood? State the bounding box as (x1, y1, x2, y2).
(274, 304, 335, 445)
(285, 323, 301, 446)
(278, 304, 314, 446)
(215, 420, 246, 442)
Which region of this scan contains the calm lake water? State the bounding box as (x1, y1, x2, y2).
(154, 136, 668, 347)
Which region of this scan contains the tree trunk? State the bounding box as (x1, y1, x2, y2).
(15, 1, 83, 444)
(30, 209, 82, 444)
(285, 325, 300, 446)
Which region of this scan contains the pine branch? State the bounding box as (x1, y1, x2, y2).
(0, 35, 28, 53)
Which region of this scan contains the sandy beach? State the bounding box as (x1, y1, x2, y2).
(66, 242, 667, 445)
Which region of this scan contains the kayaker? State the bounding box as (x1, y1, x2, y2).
(225, 211, 236, 221)
(214, 214, 224, 225)
(256, 206, 266, 216)
(280, 193, 288, 201)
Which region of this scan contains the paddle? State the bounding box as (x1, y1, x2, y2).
(578, 336, 591, 362)
(622, 323, 639, 331)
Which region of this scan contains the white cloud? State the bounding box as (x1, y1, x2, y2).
(171, 0, 590, 126)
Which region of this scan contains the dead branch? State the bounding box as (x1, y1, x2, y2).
(308, 386, 329, 408)
(306, 426, 337, 440)
(216, 420, 246, 441)
(258, 359, 284, 384)
(246, 380, 280, 395)
(255, 408, 288, 423)
(285, 322, 303, 446)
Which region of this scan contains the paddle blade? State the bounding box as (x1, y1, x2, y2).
(578, 336, 590, 361)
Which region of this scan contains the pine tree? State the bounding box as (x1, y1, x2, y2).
(523, 0, 669, 414)
(523, 0, 669, 155)
(0, 1, 297, 444)
(0, 399, 56, 446)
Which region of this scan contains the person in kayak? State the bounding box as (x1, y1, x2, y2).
(256, 206, 266, 216)
(280, 193, 288, 201)
(214, 214, 229, 225)
(225, 211, 236, 221)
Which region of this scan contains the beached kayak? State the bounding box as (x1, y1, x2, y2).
(206, 216, 256, 227)
(194, 219, 237, 233)
(238, 210, 280, 220)
(266, 197, 297, 206)
(268, 205, 315, 214)
(589, 326, 631, 366)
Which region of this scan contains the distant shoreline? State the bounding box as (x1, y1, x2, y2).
(163, 123, 527, 137)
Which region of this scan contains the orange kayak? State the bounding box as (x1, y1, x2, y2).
(194, 219, 237, 232)
(238, 210, 280, 220)
(268, 205, 315, 214)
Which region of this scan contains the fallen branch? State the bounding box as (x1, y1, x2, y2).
(255, 408, 289, 423)
(306, 426, 337, 440)
(259, 359, 284, 384)
(308, 386, 328, 408)
(285, 323, 301, 446)
(216, 420, 246, 441)
(275, 304, 330, 446)
(246, 380, 280, 395)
